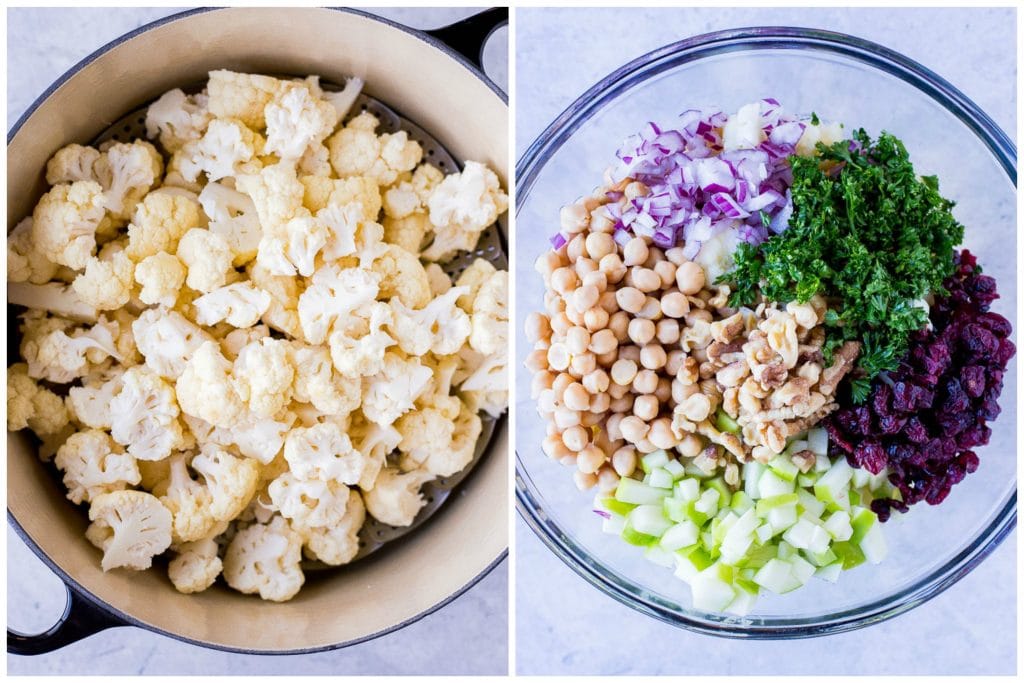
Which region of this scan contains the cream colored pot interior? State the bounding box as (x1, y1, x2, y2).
(8, 7, 507, 652)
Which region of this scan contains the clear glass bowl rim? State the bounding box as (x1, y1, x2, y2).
(515, 26, 1017, 639)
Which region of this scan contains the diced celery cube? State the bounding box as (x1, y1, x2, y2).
(641, 449, 670, 473)
(648, 467, 674, 489)
(674, 478, 700, 501)
(815, 561, 843, 583)
(628, 504, 673, 537)
(715, 408, 741, 435)
(823, 510, 853, 541)
(664, 458, 686, 480)
(660, 520, 700, 551)
(759, 470, 795, 498)
(743, 461, 765, 499)
(807, 428, 828, 457)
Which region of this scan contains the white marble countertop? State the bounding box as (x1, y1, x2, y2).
(7, 6, 508, 675)
(515, 7, 1017, 676)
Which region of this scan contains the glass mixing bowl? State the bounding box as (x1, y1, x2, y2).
(515, 27, 1017, 638)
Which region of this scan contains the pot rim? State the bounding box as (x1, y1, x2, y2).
(8, 5, 508, 655)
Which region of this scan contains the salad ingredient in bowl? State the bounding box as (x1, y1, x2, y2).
(7, 69, 509, 602)
(525, 100, 1013, 615)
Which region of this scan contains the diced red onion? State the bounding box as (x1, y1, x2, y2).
(550, 232, 568, 249)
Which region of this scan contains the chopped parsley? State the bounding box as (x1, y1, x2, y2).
(719, 129, 964, 402)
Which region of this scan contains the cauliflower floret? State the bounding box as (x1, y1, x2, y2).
(379, 131, 423, 177)
(395, 408, 454, 472)
(8, 281, 98, 322)
(55, 429, 141, 504)
(456, 347, 508, 418)
(45, 143, 103, 185)
(7, 217, 60, 285)
(220, 324, 270, 360)
(370, 244, 431, 310)
(283, 422, 363, 485)
(361, 352, 433, 426)
(163, 148, 206, 194)
(288, 343, 362, 414)
(363, 467, 433, 527)
(222, 515, 304, 602)
(231, 338, 294, 418)
(94, 140, 163, 220)
(381, 211, 430, 255)
(132, 308, 215, 378)
(268, 471, 351, 531)
(71, 251, 135, 311)
(382, 181, 420, 220)
(411, 162, 445, 205)
(327, 113, 382, 178)
(185, 411, 294, 466)
(297, 264, 381, 344)
(156, 452, 220, 544)
(126, 191, 203, 261)
(454, 257, 497, 311)
(423, 400, 482, 477)
(20, 312, 122, 384)
(134, 252, 186, 307)
(206, 69, 284, 130)
(86, 490, 172, 571)
(194, 282, 272, 328)
(298, 143, 333, 177)
(7, 362, 71, 436)
(31, 180, 110, 269)
(191, 444, 260, 521)
(178, 119, 263, 183)
(345, 416, 399, 491)
(67, 366, 125, 430)
(246, 262, 302, 338)
(415, 353, 462, 420)
(109, 365, 186, 461)
(321, 75, 364, 124)
(389, 286, 471, 357)
(235, 162, 305, 234)
(145, 88, 212, 153)
(423, 262, 452, 298)
(176, 341, 246, 429)
(328, 301, 395, 377)
(176, 228, 233, 293)
(468, 269, 508, 356)
(199, 182, 263, 266)
(264, 83, 337, 162)
(168, 536, 222, 594)
(423, 161, 507, 261)
(257, 212, 328, 277)
(302, 491, 365, 566)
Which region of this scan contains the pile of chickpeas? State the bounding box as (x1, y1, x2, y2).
(525, 180, 715, 493)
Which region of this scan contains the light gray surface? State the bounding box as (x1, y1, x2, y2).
(515, 7, 1017, 676)
(7, 6, 508, 675)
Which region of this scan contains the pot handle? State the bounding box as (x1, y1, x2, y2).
(425, 7, 508, 78)
(8, 584, 125, 655)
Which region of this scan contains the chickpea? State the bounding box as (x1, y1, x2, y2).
(545, 344, 570, 371)
(533, 338, 550, 353)
(585, 232, 616, 261)
(560, 202, 589, 234)
(565, 326, 591, 355)
(550, 311, 571, 336)
(542, 435, 571, 459)
(661, 291, 690, 318)
(654, 260, 677, 289)
(648, 417, 679, 450)
(589, 392, 611, 413)
(597, 290, 619, 314)
(599, 253, 627, 284)
(606, 413, 625, 441)
(560, 453, 578, 468)
(636, 296, 663, 320)
(627, 318, 656, 345)
(570, 352, 597, 377)
(619, 415, 650, 443)
(655, 377, 673, 403)
(624, 181, 649, 200)
(574, 257, 598, 279)
(535, 250, 563, 277)
(618, 344, 641, 362)
(590, 207, 615, 233)
(565, 306, 586, 326)
(530, 370, 555, 399)
(685, 308, 713, 326)
(623, 237, 649, 267)
(615, 286, 645, 314)
(551, 266, 578, 295)
(573, 470, 598, 491)
(563, 382, 591, 411)
(552, 372, 574, 397)
(633, 394, 660, 421)
(524, 312, 552, 343)
(610, 358, 638, 386)
(582, 369, 610, 395)
(640, 344, 667, 370)
(635, 438, 658, 455)
(677, 433, 703, 458)
(553, 407, 582, 430)
(609, 395, 633, 413)
(631, 267, 662, 293)
(676, 261, 706, 295)
(611, 446, 637, 476)
(608, 311, 630, 341)
(582, 270, 608, 292)
(577, 445, 606, 474)
(545, 421, 559, 437)
(664, 247, 688, 266)
(680, 393, 712, 422)
(656, 319, 680, 345)
(566, 234, 586, 262)
(580, 411, 602, 428)
(597, 465, 620, 492)
(665, 349, 685, 376)
(633, 369, 659, 394)
(537, 389, 557, 414)
(672, 378, 700, 404)
(643, 246, 664, 270)
(573, 284, 600, 312)
(596, 350, 619, 367)
(526, 348, 549, 372)
(583, 307, 610, 332)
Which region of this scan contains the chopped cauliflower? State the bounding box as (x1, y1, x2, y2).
(31, 180, 110, 269)
(206, 69, 283, 130)
(302, 491, 365, 565)
(190, 444, 260, 521)
(454, 257, 497, 311)
(109, 365, 186, 461)
(45, 143, 103, 185)
(126, 191, 202, 261)
(168, 536, 222, 594)
(457, 347, 508, 418)
(232, 338, 294, 418)
(363, 467, 433, 527)
(176, 228, 233, 293)
(268, 471, 351, 531)
(134, 252, 186, 307)
(194, 282, 272, 328)
(178, 118, 263, 183)
(7, 362, 71, 436)
(423, 161, 507, 261)
(20, 312, 122, 384)
(156, 452, 221, 544)
(199, 181, 263, 266)
(328, 301, 395, 377)
(132, 308, 215, 378)
(264, 83, 337, 161)
(145, 88, 212, 153)
(86, 490, 173, 571)
(222, 515, 304, 602)
(361, 352, 433, 426)
(176, 341, 246, 429)
(382, 211, 430, 255)
(297, 264, 381, 344)
(67, 366, 124, 430)
(235, 161, 305, 233)
(468, 269, 508, 356)
(220, 324, 270, 360)
(422, 400, 482, 477)
(288, 343, 361, 415)
(258, 212, 328, 277)
(349, 416, 401, 490)
(327, 113, 382, 178)
(55, 429, 141, 504)
(246, 262, 302, 338)
(8, 282, 98, 322)
(71, 250, 135, 311)
(94, 140, 163, 220)
(7, 217, 60, 285)
(424, 262, 452, 297)
(283, 422, 363, 485)
(389, 286, 471, 356)
(395, 407, 454, 472)
(371, 244, 431, 309)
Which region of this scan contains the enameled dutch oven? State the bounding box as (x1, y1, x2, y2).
(7, 6, 508, 655)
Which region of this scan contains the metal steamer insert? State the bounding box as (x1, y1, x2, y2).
(96, 84, 507, 566)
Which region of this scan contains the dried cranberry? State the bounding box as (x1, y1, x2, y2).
(852, 440, 887, 474)
(956, 423, 990, 449)
(995, 338, 1017, 365)
(903, 416, 930, 443)
(978, 312, 1012, 337)
(960, 365, 987, 398)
